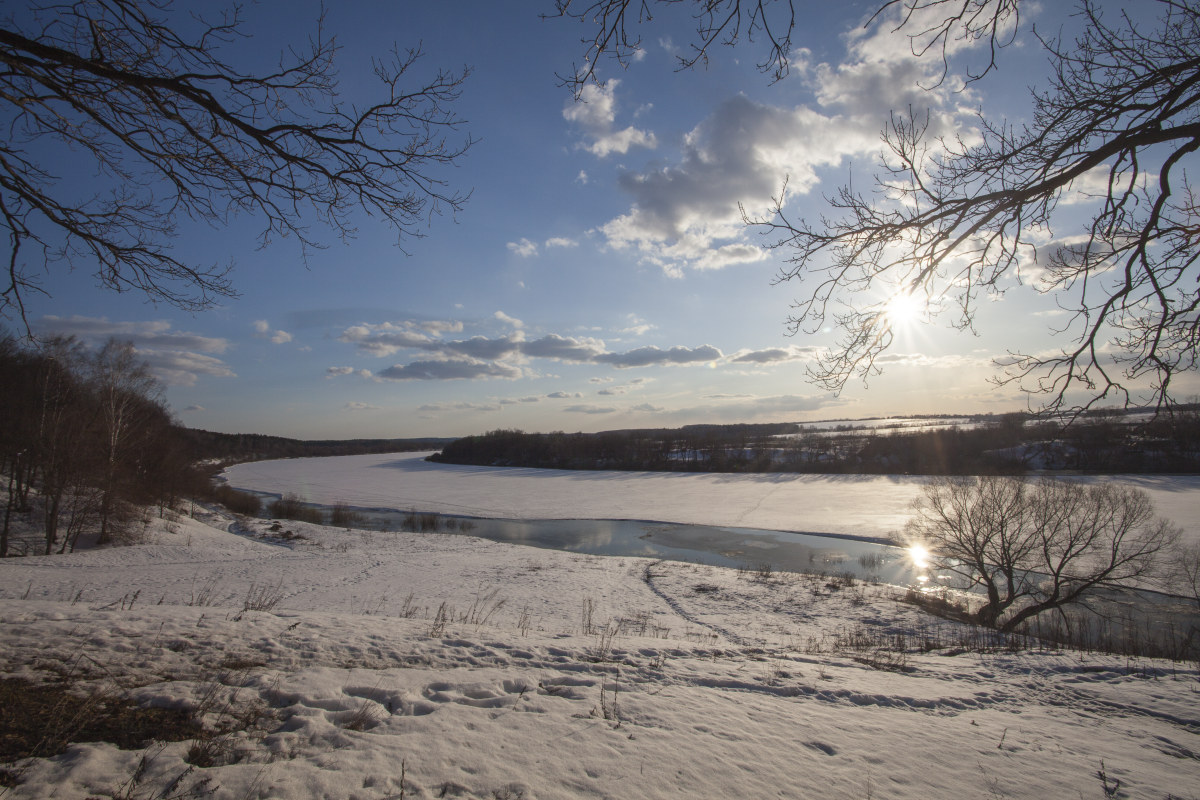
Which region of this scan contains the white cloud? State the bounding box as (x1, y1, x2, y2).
(601, 95, 876, 275)
(679, 393, 847, 421)
(253, 319, 293, 344)
(618, 314, 655, 337)
(377, 359, 524, 382)
(338, 322, 442, 356)
(547, 391, 584, 399)
(730, 345, 823, 364)
(335, 318, 811, 383)
(565, 404, 618, 414)
(507, 238, 539, 257)
(594, 344, 723, 368)
(326, 366, 374, 380)
(417, 401, 502, 413)
(564, 80, 658, 158)
(494, 310, 525, 329)
(598, 12, 977, 277)
(545, 237, 578, 249)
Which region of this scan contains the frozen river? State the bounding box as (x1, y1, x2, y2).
(223, 451, 1200, 546)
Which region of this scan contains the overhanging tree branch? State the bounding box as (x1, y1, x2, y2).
(0, 0, 473, 326)
(750, 0, 1200, 415)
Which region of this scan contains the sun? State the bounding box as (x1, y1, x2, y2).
(908, 543, 931, 570)
(883, 292, 926, 330)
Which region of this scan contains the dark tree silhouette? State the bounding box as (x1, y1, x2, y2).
(0, 0, 472, 324)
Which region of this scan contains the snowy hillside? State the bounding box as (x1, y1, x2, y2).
(1, 508, 1197, 799)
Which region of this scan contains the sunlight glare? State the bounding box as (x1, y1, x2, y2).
(908, 543, 931, 570)
(883, 292, 925, 330)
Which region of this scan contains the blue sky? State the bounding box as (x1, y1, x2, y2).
(21, 0, 1197, 438)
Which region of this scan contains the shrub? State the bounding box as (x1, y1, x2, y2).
(268, 493, 325, 524)
(211, 485, 261, 516)
(329, 501, 365, 527)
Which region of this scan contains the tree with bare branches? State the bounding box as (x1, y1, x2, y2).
(0, 0, 472, 325)
(756, 0, 1200, 416)
(904, 475, 1179, 630)
(556, 0, 1198, 416)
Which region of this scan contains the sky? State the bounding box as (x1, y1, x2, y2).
(15, 0, 1199, 439)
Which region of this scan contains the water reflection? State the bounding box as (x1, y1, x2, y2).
(330, 505, 923, 583)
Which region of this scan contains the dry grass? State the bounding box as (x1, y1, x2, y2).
(0, 677, 204, 774)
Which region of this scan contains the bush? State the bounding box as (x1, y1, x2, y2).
(268, 493, 325, 524)
(329, 501, 366, 527)
(211, 485, 261, 516)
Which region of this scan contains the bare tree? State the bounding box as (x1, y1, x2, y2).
(554, 1, 1196, 416)
(0, 0, 472, 324)
(88, 339, 161, 545)
(753, 0, 1200, 416)
(1172, 542, 1200, 611)
(904, 475, 1179, 630)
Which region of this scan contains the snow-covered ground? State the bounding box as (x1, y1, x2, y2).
(224, 451, 1200, 545)
(1, 508, 1198, 800)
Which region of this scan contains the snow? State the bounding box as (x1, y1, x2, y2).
(223, 451, 1200, 545)
(2, 501, 1198, 799)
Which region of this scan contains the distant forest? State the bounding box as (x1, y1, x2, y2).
(430, 412, 1200, 475)
(182, 429, 454, 467)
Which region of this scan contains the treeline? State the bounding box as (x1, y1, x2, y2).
(1, 335, 205, 556)
(430, 412, 1200, 475)
(181, 429, 455, 467)
(431, 424, 801, 472)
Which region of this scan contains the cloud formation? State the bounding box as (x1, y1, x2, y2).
(730, 345, 823, 364)
(598, 13, 973, 277)
(594, 344, 722, 368)
(507, 238, 539, 257)
(565, 404, 618, 414)
(377, 359, 523, 382)
(335, 318, 813, 383)
(417, 401, 502, 413)
(564, 80, 657, 157)
(253, 319, 293, 344)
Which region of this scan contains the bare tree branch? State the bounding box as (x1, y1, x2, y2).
(751, 0, 1200, 416)
(0, 0, 473, 324)
(546, 0, 797, 97)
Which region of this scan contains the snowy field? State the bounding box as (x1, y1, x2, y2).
(224, 451, 1200, 545)
(1, 507, 1198, 799)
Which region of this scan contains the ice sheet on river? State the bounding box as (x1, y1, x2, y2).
(224, 452, 1200, 544)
